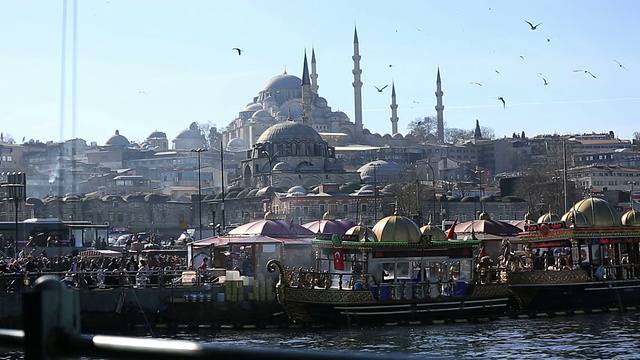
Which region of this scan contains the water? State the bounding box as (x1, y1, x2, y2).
(2, 312, 640, 359)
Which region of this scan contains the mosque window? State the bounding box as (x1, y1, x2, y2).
(319, 204, 325, 213)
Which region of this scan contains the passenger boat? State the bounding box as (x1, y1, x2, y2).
(267, 212, 514, 326)
(506, 197, 640, 314)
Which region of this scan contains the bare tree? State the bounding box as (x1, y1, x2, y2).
(197, 121, 222, 149)
(407, 116, 439, 142)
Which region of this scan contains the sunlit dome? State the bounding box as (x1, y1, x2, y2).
(372, 212, 420, 243)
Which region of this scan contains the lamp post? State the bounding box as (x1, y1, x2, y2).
(191, 148, 208, 240)
(475, 167, 485, 215)
(261, 149, 286, 188)
(632, 181, 637, 209)
(2, 172, 26, 251)
(369, 163, 381, 222)
(424, 163, 436, 224)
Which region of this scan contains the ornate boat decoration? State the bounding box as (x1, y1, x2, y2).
(267, 212, 514, 326)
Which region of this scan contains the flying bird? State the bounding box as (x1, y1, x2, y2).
(138, 91, 147, 96)
(388, 64, 394, 67)
(519, 55, 525, 60)
(498, 97, 506, 109)
(573, 69, 596, 78)
(373, 85, 388, 92)
(470, 81, 483, 86)
(525, 20, 542, 30)
(232, 48, 243, 55)
(614, 60, 628, 71)
(542, 78, 548, 85)
(495, 69, 500, 74)
(546, 38, 551, 42)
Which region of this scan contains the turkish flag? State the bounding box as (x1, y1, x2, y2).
(446, 218, 458, 240)
(333, 247, 345, 270)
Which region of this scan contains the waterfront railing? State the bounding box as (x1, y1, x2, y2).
(0, 275, 413, 359)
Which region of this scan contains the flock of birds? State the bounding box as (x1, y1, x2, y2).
(225, 19, 629, 112)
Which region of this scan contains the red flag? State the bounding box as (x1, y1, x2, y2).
(333, 247, 345, 270)
(477, 246, 485, 258)
(446, 218, 458, 240)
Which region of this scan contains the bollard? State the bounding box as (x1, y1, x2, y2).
(23, 275, 80, 360)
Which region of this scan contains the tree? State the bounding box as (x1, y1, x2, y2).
(407, 116, 438, 141)
(197, 121, 222, 149)
(444, 128, 473, 144)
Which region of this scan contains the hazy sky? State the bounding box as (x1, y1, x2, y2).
(1, 0, 639, 145)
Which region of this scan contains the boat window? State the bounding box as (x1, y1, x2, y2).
(382, 262, 394, 282)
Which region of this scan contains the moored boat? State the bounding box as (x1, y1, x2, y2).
(267, 212, 515, 326)
(507, 197, 640, 314)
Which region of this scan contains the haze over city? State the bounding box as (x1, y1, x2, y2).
(1, 0, 639, 144)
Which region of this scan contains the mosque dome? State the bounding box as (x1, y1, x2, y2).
(621, 209, 640, 227)
(569, 197, 621, 227)
(105, 130, 130, 147)
(262, 73, 302, 92)
(420, 224, 447, 241)
(357, 159, 405, 184)
(243, 103, 263, 112)
(256, 121, 323, 144)
(372, 212, 421, 243)
(345, 225, 378, 242)
(251, 109, 274, 121)
(537, 212, 561, 223)
(148, 131, 167, 138)
(175, 122, 201, 139)
(227, 137, 248, 150)
(287, 186, 307, 196)
(392, 133, 404, 139)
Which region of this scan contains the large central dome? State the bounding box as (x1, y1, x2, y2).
(262, 73, 302, 92)
(256, 121, 323, 144)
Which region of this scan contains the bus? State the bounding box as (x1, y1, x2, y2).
(0, 218, 109, 249)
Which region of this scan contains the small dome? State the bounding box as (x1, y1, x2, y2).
(175, 122, 201, 139)
(322, 211, 336, 221)
(25, 197, 44, 206)
(243, 103, 263, 112)
(273, 161, 293, 171)
(392, 133, 403, 139)
(561, 209, 590, 228)
(256, 121, 323, 144)
(105, 130, 130, 147)
(252, 109, 274, 121)
(478, 212, 491, 220)
(227, 137, 248, 150)
(345, 225, 378, 242)
(287, 186, 307, 195)
(358, 159, 404, 184)
(420, 224, 447, 241)
(524, 212, 536, 221)
(148, 130, 167, 138)
(621, 209, 640, 227)
(372, 213, 421, 243)
(569, 197, 621, 227)
(537, 212, 561, 223)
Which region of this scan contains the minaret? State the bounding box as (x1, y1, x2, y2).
(301, 50, 312, 125)
(435, 67, 445, 143)
(352, 27, 363, 141)
(311, 47, 319, 95)
(474, 119, 482, 140)
(390, 82, 398, 134)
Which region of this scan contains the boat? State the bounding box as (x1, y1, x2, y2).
(506, 197, 640, 314)
(267, 212, 515, 326)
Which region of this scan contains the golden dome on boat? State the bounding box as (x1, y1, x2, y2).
(621, 209, 640, 227)
(568, 197, 621, 228)
(372, 212, 421, 243)
(264, 211, 279, 220)
(345, 225, 378, 242)
(524, 212, 536, 222)
(560, 209, 590, 228)
(420, 224, 447, 241)
(537, 212, 561, 223)
(478, 212, 491, 220)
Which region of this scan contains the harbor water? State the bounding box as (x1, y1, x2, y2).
(1, 312, 640, 359)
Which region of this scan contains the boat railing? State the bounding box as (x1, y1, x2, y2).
(0, 275, 415, 360)
(293, 269, 468, 300)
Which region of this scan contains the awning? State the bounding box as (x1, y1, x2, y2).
(78, 249, 124, 258)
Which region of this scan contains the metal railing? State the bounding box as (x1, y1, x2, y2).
(0, 275, 415, 359)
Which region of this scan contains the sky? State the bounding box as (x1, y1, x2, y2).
(1, 0, 639, 146)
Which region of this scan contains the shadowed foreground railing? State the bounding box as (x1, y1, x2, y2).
(0, 275, 414, 360)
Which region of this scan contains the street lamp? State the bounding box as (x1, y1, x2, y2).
(369, 163, 381, 222)
(475, 167, 485, 215)
(424, 163, 436, 224)
(261, 149, 286, 187)
(630, 181, 638, 210)
(191, 148, 208, 240)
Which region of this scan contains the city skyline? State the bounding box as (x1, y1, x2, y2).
(1, 1, 639, 145)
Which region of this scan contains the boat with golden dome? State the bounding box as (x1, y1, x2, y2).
(267, 211, 515, 326)
(507, 196, 640, 313)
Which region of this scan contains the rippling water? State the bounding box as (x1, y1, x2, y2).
(3, 312, 640, 359)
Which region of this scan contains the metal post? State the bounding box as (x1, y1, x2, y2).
(371, 164, 379, 222)
(630, 181, 637, 211)
(220, 140, 226, 231)
(415, 177, 421, 227)
(191, 148, 207, 240)
(425, 163, 436, 223)
(563, 139, 568, 214)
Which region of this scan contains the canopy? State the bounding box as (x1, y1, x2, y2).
(302, 219, 356, 235)
(454, 219, 522, 236)
(78, 249, 123, 258)
(228, 219, 314, 237)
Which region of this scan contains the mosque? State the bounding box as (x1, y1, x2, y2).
(223, 28, 446, 189)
